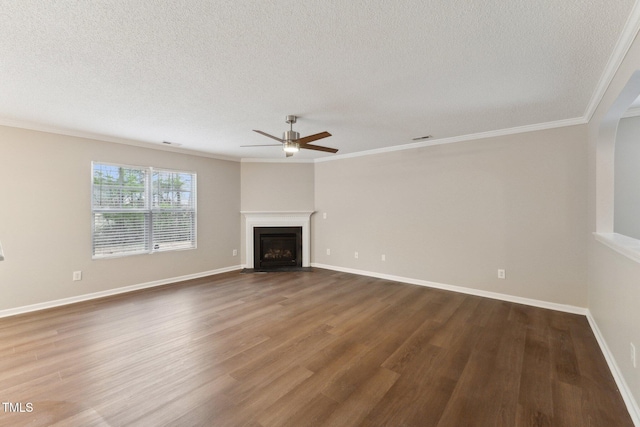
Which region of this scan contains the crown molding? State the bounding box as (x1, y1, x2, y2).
(0, 118, 239, 162)
(314, 117, 586, 163)
(0, 114, 592, 166)
(240, 157, 315, 163)
(584, 0, 640, 121)
(622, 105, 640, 118)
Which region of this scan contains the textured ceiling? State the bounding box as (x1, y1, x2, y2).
(0, 0, 636, 160)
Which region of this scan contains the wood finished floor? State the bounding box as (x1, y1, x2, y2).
(0, 269, 633, 426)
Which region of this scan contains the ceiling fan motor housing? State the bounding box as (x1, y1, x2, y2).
(282, 130, 300, 141)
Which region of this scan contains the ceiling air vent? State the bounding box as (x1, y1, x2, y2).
(412, 135, 432, 141)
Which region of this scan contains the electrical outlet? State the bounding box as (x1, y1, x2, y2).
(354, 251, 359, 259)
(232, 249, 238, 256)
(498, 269, 506, 279)
(326, 248, 331, 255)
(323, 212, 327, 219)
(73, 271, 82, 281)
(381, 254, 386, 261)
(631, 342, 636, 368)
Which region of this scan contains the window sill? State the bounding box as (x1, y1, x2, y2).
(593, 232, 640, 264)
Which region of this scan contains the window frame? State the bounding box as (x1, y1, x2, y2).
(91, 161, 197, 259)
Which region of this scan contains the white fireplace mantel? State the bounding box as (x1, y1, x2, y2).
(241, 211, 314, 268)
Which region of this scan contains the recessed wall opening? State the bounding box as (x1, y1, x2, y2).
(614, 113, 640, 240)
(595, 70, 640, 263)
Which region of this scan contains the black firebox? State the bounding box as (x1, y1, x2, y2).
(253, 227, 303, 270)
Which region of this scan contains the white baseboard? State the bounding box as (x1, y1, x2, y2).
(0, 265, 243, 319)
(311, 263, 588, 315)
(586, 311, 640, 426)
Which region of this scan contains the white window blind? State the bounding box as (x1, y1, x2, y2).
(92, 162, 196, 258)
(152, 170, 196, 252)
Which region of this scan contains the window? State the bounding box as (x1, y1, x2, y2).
(92, 162, 196, 258)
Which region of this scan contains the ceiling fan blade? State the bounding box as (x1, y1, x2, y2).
(253, 130, 284, 143)
(240, 144, 282, 147)
(297, 131, 331, 145)
(299, 143, 339, 153)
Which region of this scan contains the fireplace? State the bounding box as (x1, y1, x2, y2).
(241, 211, 313, 269)
(254, 227, 302, 270)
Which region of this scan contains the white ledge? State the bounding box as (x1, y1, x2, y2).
(593, 232, 640, 264)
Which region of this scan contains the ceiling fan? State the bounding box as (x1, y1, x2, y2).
(244, 115, 338, 157)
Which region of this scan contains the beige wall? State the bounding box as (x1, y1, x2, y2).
(314, 125, 589, 307)
(241, 162, 314, 211)
(588, 32, 640, 410)
(0, 126, 241, 310)
(239, 161, 315, 266)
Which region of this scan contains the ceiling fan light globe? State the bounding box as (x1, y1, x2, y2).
(283, 141, 300, 153)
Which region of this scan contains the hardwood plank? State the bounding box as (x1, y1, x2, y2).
(551, 381, 586, 427)
(0, 268, 633, 427)
(320, 343, 394, 403)
(256, 340, 369, 427)
(226, 327, 334, 396)
(115, 374, 238, 426)
(365, 302, 484, 426)
(276, 393, 339, 427)
(549, 325, 581, 386)
(516, 328, 554, 426)
(323, 367, 399, 427)
(436, 307, 526, 427)
(175, 365, 314, 427)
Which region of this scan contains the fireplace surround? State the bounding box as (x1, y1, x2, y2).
(241, 211, 313, 269)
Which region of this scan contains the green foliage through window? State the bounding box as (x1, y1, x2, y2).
(92, 162, 196, 258)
